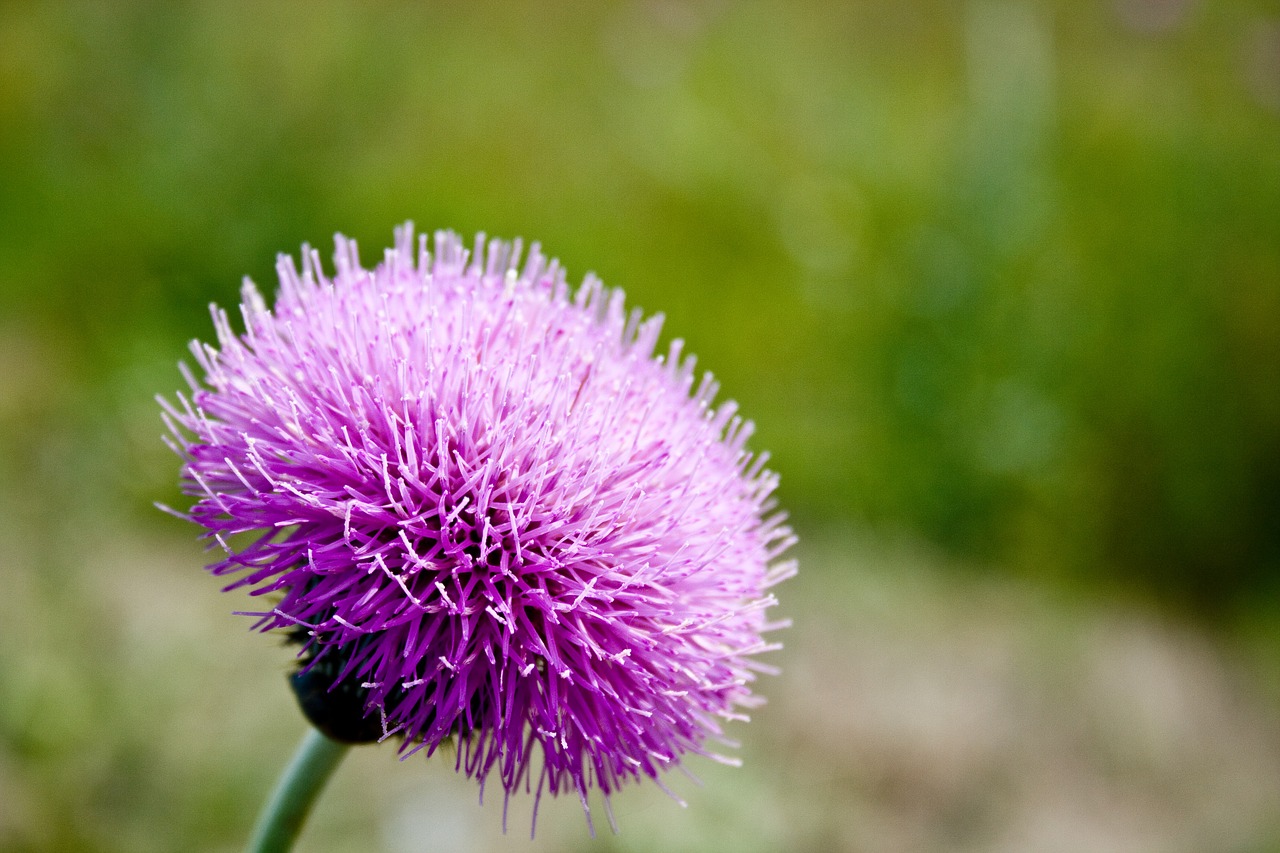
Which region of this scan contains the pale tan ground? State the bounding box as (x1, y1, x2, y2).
(4, 520, 1278, 853)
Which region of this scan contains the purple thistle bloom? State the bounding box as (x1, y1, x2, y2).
(161, 225, 795, 831)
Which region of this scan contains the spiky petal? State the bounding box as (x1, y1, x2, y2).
(162, 225, 795, 830)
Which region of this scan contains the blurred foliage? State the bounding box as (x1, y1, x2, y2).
(1, 0, 1278, 617)
(3, 3, 1280, 852)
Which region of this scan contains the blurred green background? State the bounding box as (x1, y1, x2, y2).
(2, 1, 1279, 851)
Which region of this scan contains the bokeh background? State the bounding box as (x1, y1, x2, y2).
(2, 1, 1279, 850)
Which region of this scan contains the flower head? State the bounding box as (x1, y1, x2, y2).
(162, 225, 795, 830)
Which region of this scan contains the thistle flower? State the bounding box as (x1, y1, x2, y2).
(161, 225, 795, 831)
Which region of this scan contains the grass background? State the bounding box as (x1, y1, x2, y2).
(1, 1, 1279, 850)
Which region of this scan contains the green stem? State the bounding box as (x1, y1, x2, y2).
(246, 728, 350, 853)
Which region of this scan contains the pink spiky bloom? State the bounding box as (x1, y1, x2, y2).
(161, 225, 795, 831)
